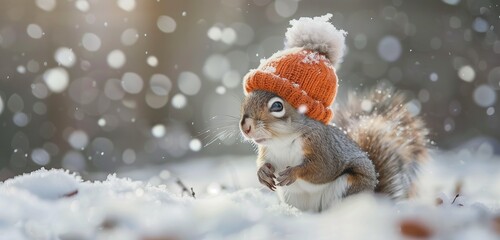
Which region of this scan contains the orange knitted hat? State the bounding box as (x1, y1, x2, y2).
(243, 14, 347, 124)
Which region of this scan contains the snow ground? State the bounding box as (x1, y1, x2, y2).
(1, 149, 500, 240)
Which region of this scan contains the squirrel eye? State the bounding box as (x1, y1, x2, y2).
(270, 102, 283, 112)
(267, 97, 285, 118)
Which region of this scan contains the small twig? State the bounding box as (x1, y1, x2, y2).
(175, 178, 196, 199)
(451, 194, 460, 204)
(190, 187, 196, 199)
(63, 189, 78, 198)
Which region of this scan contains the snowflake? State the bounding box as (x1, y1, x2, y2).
(301, 52, 320, 64)
(262, 65, 276, 73)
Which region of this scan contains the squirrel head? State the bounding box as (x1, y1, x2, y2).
(240, 90, 308, 145)
(242, 14, 346, 126)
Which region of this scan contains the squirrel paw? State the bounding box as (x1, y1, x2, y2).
(277, 166, 298, 186)
(258, 163, 276, 191)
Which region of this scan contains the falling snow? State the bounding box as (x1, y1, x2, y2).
(458, 65, 475, 82)
(54, 47, 76, 67)
(0, 1, 499, 239)
(43, 67, 69, 93)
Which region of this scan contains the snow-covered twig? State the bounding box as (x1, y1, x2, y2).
(175, 178, 196, 199)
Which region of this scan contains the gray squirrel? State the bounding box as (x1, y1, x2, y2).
(239, 14, 429, 212)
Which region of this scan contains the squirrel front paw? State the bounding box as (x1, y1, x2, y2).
(277, 166, 299, 186)
(257, 163, 276, 191)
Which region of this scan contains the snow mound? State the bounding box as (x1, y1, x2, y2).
(1, 168, 80, 200)
(0, 169, 300, 240)
(285, 13, 347, 67)
(1, 151, 500, 239)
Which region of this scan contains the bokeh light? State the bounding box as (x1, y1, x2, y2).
(107, 50, 127, 69)
(82, 33, 101, 52)
(35, 0, 56, 11)
(178, 71, 201, 96)
(117, 0, 136, 12)
(157, 15, 176, 33)
(43, 67, 69, 93)
(0, 0, 498, 179)
(121, 72, 144, 94)
(26, 24, 43, 39)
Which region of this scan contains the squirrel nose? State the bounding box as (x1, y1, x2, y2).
(241, 115, 254, 135)
(243, 125, 252, 134)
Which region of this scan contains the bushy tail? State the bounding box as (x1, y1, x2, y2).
(334, 85, 430, 199)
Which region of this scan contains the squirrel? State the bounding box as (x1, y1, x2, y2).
(239, 14, 430, 212)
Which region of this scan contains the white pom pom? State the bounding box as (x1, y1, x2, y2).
(285, 14, 347, 67)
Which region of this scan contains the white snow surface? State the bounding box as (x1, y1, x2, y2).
(1, 150, 500, 240)
(285, 13, 347, 68)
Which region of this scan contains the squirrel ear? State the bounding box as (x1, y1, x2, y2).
(284, 14, 347, 68)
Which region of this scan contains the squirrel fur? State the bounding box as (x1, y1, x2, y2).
(239, 14, 430, 212)
(240, 88, 429, 212)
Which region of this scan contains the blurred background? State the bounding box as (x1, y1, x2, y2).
(0, 0, 499, 180)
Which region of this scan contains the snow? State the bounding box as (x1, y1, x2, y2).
(207, 26, 222, 41)
(54, 47, 76, 67)
(487, 107, 495, 116)
(430, 72, 439, 81)
(2, 169, 80, 200)
(1, 150, 500, 240)
(151, 124, 166, 138)
(171, 93, 187, 109)
(43, 67, 69, 93)
(0, 3, 497, 238)
(458, 65, 476, 82)
(262, 65, 276, 73)
(146, 55, 158, 67)
(189, 139, 202, 152)
(301, 51, 325, 64)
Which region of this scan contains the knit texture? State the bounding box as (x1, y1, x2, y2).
(243, 48, 338, 124)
